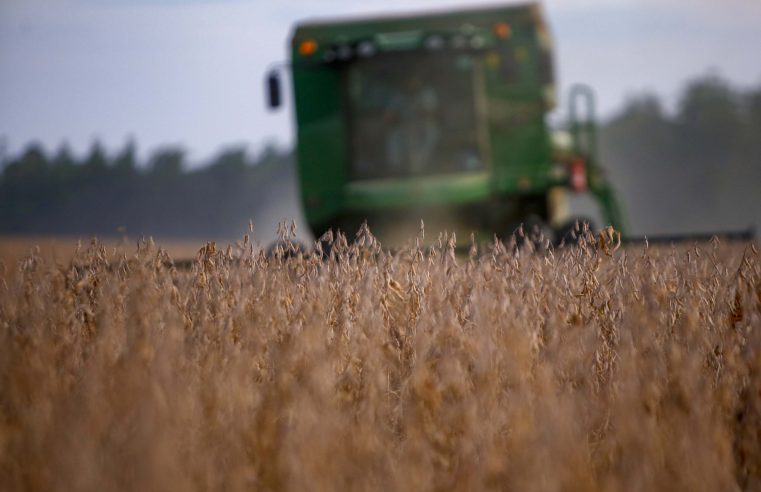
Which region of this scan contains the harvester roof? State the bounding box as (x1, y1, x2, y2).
(292, 2, 544, 47)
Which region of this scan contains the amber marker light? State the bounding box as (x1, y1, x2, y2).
(494, 22, 512, 39)
(298, 39, 318, 56)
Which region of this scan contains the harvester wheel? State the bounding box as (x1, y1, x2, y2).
(555, 217, 596, 247)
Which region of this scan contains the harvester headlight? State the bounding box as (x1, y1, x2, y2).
(424, 35, 445, 50)
(357, 41, 376, 57)
(298, 39, 318, 56)
(469, 35, 486, 49)
(336, 44, 353, 60)
(551, 130, 573, 151)
(450, 34, 466, 49)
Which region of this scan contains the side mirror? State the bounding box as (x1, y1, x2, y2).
(266, 70, 281, 109)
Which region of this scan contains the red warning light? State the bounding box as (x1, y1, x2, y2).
(298, 39, 318, 56)
(494, 22, 512, 39)
(570, 158, 587, 192)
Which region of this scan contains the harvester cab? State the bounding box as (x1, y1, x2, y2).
(267, 1, 627, 246)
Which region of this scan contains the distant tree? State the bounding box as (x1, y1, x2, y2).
(113, 138, 138, 176)
(678, 75, 739, 122)
(83, 140, 110, 174)
(619, 94, 667, 120)
(602, 93, 675, 177)
(0, 143, 51, 231)
(48, 143, 78, 190)
(4, 143, 49, 181)
(605, 94, 671, 147)
(149, 147, 184, 178)
(601, 72, 761, 235)
(257, 142, 284, 166)
(676, 75, 742, 160)
(205, 147, 249, 180)
(52, 143, 76, 169)
(678, 76, 746, 211)
(0, 136, 8, 172)
(747, 88, 761, 125)
(744, 88, 761, 152)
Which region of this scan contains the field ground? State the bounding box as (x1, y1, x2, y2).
(0, 235, 222, 278)
(1, 230, 760, 491)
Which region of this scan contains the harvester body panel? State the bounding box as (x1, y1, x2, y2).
(286, 2, 623, 240)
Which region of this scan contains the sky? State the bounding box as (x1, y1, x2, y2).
(1, 0, 760, 166)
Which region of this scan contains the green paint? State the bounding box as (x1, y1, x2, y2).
(286, 2, 626, 238)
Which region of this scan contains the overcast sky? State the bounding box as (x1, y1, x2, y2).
(1, 0, 760, 165)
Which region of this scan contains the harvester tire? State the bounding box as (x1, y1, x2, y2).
(555, 217, 596, 248)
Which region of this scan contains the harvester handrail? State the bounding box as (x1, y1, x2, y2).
(569, 83, 598, 163)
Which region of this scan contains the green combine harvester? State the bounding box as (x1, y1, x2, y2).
(267, 2, 627, 246)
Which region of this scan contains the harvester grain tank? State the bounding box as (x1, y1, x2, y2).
(267, 2, 627, 244)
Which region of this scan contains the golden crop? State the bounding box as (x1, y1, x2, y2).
(1, 226, 760, 491)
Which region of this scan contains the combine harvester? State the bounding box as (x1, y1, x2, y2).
(266, 2, 753, 248)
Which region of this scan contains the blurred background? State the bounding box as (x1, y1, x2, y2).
(1, 0, 760, 243)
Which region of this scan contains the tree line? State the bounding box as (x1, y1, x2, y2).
(0, 141, 294, 238)
(1, 73, 759, 238)
(601, 73, 761, 235)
